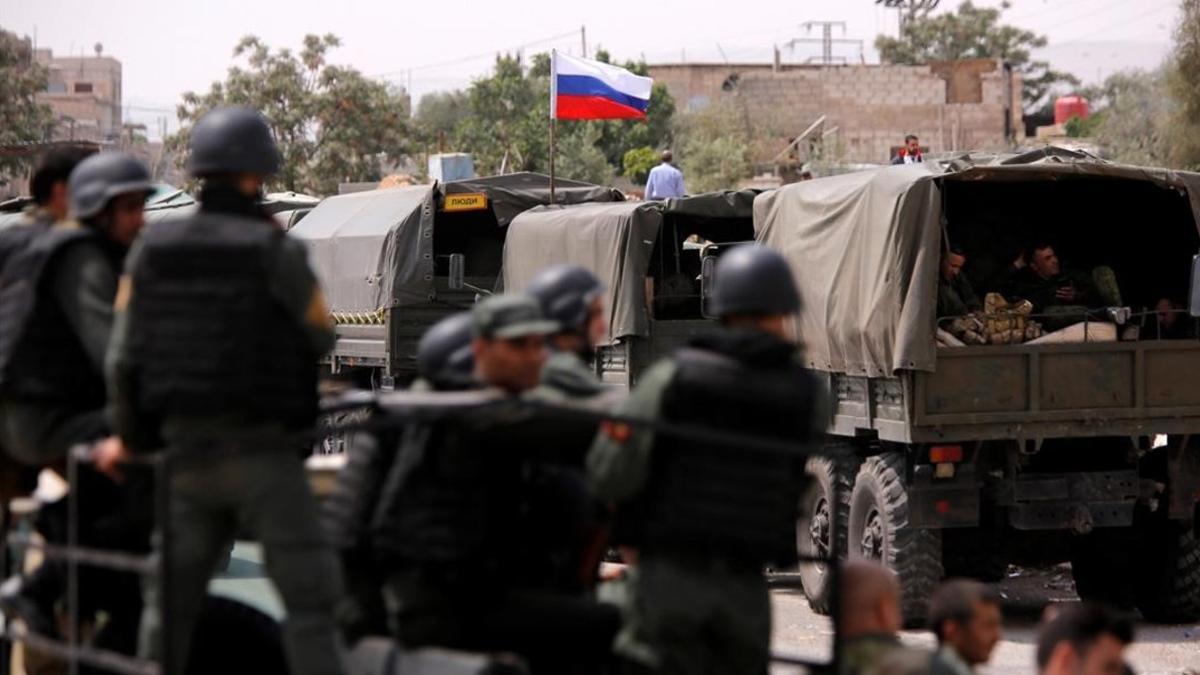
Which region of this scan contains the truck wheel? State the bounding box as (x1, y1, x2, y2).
(848, 453, 943, 626)
(797, 451, 856, 614)
(1134, 518, 1200, 622)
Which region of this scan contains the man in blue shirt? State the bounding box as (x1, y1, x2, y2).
(644, 150, 687, 200)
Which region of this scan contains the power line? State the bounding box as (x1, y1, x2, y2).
(1045, 0, 1163, 34)
(1004, 0, 1095, 25)
(372, 29, 579, 78)
(1056, 1, 1177, 44)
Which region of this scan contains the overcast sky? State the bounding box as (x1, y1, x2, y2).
(1, 0, 1179, 138)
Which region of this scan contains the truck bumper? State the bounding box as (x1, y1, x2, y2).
(1004, 471, 1139, 531)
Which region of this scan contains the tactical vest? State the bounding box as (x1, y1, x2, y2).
(370, 401, 591, 579)
(129, 212, 318, 428)
(634, 346, 817, 568)
(0, 224, 107, 407)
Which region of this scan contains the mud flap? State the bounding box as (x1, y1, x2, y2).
(907, 464, 980, 529)
(1168, 440, 1200, 522)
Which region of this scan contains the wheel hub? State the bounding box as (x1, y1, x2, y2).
(809, 497, 831, 558)
(860, 508, 884, 560)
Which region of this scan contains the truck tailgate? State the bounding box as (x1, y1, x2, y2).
(913, 341, 1200, 439)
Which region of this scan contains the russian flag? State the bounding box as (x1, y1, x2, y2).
(552, 51, 653, 121)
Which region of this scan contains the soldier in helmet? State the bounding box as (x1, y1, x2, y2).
(105, 107, 345, 674)
(526, 264, 609, 401)
(587, 244, 826, 674)
(375, 294, 620, 672)
(0, 151, 152, 646)
(523, 264, 616, 593)
(322, 311, 478, 644)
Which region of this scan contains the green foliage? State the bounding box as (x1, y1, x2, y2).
(453, 54, 547, 174)
(0, 29, 54, 186)
(168, 34, 410, 195)
(875, 1, 1078, 111)
(675, 100, 751, 192)
(446, 50, 675, 182)
(415, 91, 469, 144)
(556, 124, 613, 184)
(1063, 114, 1100, 138)
(1165, 0, 1200, 170)
(623, 146, 658, 183)
(1087, 70, 1170, 166)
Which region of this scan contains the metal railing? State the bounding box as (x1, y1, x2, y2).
(0, 391, 849, 674)
(2, 447, 170, 675)
(937, 307, 1200, 344)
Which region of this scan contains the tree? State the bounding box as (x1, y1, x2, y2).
(556, 124, 613, 184)
(415, 91, 469, 146)
(584, 49, 677, 169)
(1087, 70, 1170, 165)
(1165, 0, 1200, 170)
(623, 146, 658, 184)
(675, 99, 751, 192)
(451, 50, 675, 182)
(169, 34, 411, 195)
(453, 54, 548, 174)
(0, 29, 54, 188)
(875, 1, 1078, 112)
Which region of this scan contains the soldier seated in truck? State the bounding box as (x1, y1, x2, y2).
(1009, 242, 1121, 330)
(1151, 297, 1196, 340)
(937, 246, 982, 319)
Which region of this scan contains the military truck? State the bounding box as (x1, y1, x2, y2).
(504, 152, 1200, 623)
(502, 190, 759, 385)
(291, 172, 622, 389)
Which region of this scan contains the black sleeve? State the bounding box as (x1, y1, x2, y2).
(50, 242, 117, 373)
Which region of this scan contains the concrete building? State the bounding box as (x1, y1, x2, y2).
(34, 45, 123, 143)
(649, 58, 1021, 167)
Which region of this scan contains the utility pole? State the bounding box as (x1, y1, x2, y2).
(801, 21, 847, 65)
(581, 25, 587, 59)
(780, 23, 860, 66)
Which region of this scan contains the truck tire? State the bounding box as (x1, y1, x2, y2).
(848, 453, 943, 627)
(797, 450, 856, 614)
(1134, 518, 1200, 622)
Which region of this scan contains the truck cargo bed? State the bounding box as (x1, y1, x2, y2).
(833, 340, 1200, 443)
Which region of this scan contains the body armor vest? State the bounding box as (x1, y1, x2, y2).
(635, 344, 817, 567)
(0, 224, 107, 406)
(129, 212, 317, 428)
(371, 403, 529, 573)
(370, 400, 597, 580)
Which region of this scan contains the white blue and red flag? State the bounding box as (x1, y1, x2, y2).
(551, 51, 654, 120)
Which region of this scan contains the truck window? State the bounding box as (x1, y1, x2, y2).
(432, 208, 507, 280)
(651, 215, 755, 321)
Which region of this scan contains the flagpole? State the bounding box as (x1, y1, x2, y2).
(549, 49, 557, 203)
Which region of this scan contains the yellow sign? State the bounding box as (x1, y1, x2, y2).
(442, 193, 488, 212)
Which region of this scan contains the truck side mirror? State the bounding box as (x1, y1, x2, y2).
(448, 253, 466, 291)
(700, 253, 718, 319)
(1191, 255, 1200, 317)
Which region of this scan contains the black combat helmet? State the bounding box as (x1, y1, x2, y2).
(417, 312, 476, 389)
(187, 106, 281, 178)
(710, 244, 801, 317)
(68, 152, 153, 220)
(526, 264, 604, 333)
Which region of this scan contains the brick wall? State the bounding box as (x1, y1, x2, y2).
(649, 59, 1020, 165)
